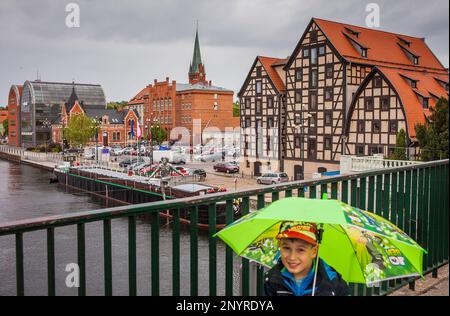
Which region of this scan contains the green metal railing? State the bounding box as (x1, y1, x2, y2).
(0, 160, 448, 296)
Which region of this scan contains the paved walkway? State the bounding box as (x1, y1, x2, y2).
(390, 264, 449, 296)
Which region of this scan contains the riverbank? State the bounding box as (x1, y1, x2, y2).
(0, 146, 58, 172)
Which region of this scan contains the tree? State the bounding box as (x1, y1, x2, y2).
(64, 114, 98, 148)
(1, 119, 8, 137)
(389, 129, 407, 160)
(233, 101, 240, 117)
(106, 101, 128, 111)
(415, 97, 449, 161)
(149, 124, 168, 145)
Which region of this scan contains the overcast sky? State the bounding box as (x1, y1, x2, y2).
(0, 0, 448, 106)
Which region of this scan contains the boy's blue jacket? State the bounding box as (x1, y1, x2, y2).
(264, 259, 350, 296)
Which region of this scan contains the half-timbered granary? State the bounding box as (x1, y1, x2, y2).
(239, 18, 449, 179)
(238, 56, 287, 177)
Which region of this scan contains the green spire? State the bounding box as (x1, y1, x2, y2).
(190, 22, 203, 74)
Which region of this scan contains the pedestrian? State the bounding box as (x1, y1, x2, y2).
(264, 221, 350, 296)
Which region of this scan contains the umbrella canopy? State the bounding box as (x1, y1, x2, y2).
(215, 198, 426, 286)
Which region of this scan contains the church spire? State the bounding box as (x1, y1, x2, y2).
(190, 21, 203, 74)
(189, 21, 208, 85)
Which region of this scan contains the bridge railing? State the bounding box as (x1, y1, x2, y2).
(0, 160, 448, 296)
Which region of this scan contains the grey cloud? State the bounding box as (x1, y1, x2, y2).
(0, 0, 448, 105)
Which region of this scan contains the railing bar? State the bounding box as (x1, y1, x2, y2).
(77, 223, 86, 296)
(103, 219, 113, 296)
(209, 203, 217, 296)
(16, 233, 24, 296)
(151, 211, 160, 296)
(47, 227, 55, 296)
(190, 206, 199, 296)
(241, 197, 250, 296)
(172, 209, 180, 296)
(225, 200, 234, 296)
(128, 216, 137, 296)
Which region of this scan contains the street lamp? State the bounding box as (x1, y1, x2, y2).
(296, 112, 313, 181)
(42, 119, 52, 155)
(91, 117, 100, 164)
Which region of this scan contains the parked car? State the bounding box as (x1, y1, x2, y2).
(172, 166, 189, 176)
(194, 152, 223, 163)
(188, 168, 207, 180)
(119, 158, 144, 168)
(257, 173, 290, 185)
(110, 147, 125, 156)
(213, 162, 240, 174)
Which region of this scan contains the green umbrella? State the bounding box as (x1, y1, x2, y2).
(215, 197, 426, 288)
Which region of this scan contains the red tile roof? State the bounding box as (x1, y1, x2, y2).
(379, 67, 449, 139)
(258, 56, 287, 93)
(314, 18, 446, 72)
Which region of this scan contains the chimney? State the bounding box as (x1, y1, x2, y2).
(166, 77, 169, 83)
(209, 80, 212, 86)
(154, 79, 157, 85)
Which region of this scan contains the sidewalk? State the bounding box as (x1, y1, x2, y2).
(389, 264, 449, 296)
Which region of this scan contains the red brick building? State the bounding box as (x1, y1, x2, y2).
(129, 27, 239, 145)
(6, 85, 23, 147)
(52, 85, 141, 148)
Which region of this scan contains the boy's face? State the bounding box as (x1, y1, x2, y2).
(279, 238, 318, 280)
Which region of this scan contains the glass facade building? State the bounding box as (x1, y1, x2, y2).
(20, 81, 106, 147)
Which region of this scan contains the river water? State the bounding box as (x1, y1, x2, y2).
(0, 160, 242, 296)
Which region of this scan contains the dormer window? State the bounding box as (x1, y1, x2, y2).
(343, 32, 368, 58)
(361, 48, 368, 58)
(434, 77, 449, 92)
(399, 44, 420, 65)
(397, 37, 411, 47)
(345, 27, 361, 38)
(400, 74, 419, 89)
(422, 97, 429, 109)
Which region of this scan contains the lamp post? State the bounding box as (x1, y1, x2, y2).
(296, 112, 313, 181)
(42, 119, 52, 155)
(92, 116, 100, 164)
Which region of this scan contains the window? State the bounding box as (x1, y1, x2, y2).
(374, 77, 382, 88)
(318, 45, 326, 56)
(361, 48, 368, 58)
(326, 65, 333, 79)
(411, 80, 417, 89)
(294, 114, 301, 125)
(357, 121, 365, 133)
(324, 137, 332, 150)
(308, 139, 317, 159)
(389, 121, 398, 134)
(413, 57, 419, 65)
(365, 97, 374, 111)
(245, 118, 251, 128)
(267, 117, 275, 128)
(256, 100, 262, 115)
(267, 97, 274, 108)
(256, 66, 262, 77)
(311, 48, 318, 65)
(369, 146, 383, 155)
(295, 136, 302, 148)
(296, 69, 302, 81)
(303, 49, 309, 58)
(357, 145, 365, 156)
(381, 97, 390, 110)
(245, 98, 251, 109)
(309, 92, 317, 110)
(372, 120, 381, 133)
(295, 90, 302, 103)
(311, 70, 318, 88)
(266, 136, 271, 152)
(422, 97, 429, 109)
(325, 88, 333, 101)
(324, 111, 332, 126)
(256, 81, 262, 95)
(310, 30, 318, 42)
(309, 114, 317, 133)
